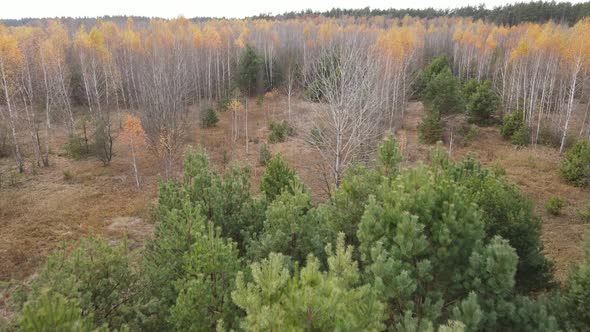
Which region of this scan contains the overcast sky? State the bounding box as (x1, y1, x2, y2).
(1, 0, 586, 19)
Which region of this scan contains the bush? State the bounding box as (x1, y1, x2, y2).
(418, 111, 444, 144)
(93, 120, 114, 166)
(256, 94, 264, 107)
(62, 170, 73, 182)
(546, 196, 566, 216)
(579, 204, 590, 222)
(200, 107, 219, 128)
(500, 111, 524, 140)
(0, 122, 10, 158)
(455, 123, 478, 147)
(258, 143, 272, 166)
(217, 97, 231, 112)
(268, 120, 295, 144)
(63, 135, 90, 160)
(560, 140, 590, 187)
(510, 125, 531, 146)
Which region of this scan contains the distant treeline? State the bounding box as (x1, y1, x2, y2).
(1, 1, 589, 27)
(0, 15, 216, 28)
(254, 1, 590, 26)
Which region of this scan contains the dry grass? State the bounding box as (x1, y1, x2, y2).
(0, 96, 322, 285)
(0, 96, 588, 298)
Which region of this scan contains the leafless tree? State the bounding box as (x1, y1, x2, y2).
(304, 34, 386, 188)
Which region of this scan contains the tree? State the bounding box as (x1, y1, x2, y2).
(444, 156, 554, 292)
(466, 80, 500, 125)
(120, 115, 146, 187)
(249, 181, 331, 263)
(18, 293, 107, 332)
(0, 26, 24, 172)
(232, 235, 385, 331)
(560, 233, 590, 331)
(560, 140, 590, 187)
(236, 45, 263, 96)
(24, 238, 138, 330)
(418, 110, 444, 144)
(357, 160, 556, 330)
(259, 154, 298, 202)
(304, 37, 385, 187)
(423, 68, 464, 115)
(170, 223, 241, 331)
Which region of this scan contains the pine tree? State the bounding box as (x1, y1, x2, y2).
(260, 154, 298, 202)
(18, 293, 107, 332)
(250, 181, 331, 263)
(466, 80, 500, 125)
(232, 234, 385, 331)
(170, 223, 241, 331)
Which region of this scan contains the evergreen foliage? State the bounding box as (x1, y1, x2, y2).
(260, 154, 298, 201)
(546, 196, 566, 216)
(560, 140, 590, 187)
(18, 293, 108, 332)
(418, 111, 444, 144)
(200, 107, 219, 128)
(445, 157, 554, 292)
(15, 141, 584, 331)
(267, 120, 295, 143)
(414, 56, 450, 95)
(237, 45, 264, 96)
(465, 80, 500, 125)
(170, 223, 241, 330)
(560, 235, 590, 330)
(423, 68, 464, 115)
(21, 238, 137, 330)
(500, 111, 524, 139)
(233, 234, 385, 331)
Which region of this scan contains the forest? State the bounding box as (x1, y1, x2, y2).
(1, 2, 590, 331)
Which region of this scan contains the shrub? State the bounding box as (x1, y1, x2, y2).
(510, 125, 531, 146)
(268, 120, 295, 143)
(217, 97, 231, 112)
(418, 111, 444, 144)
(62, 170, 73, 182)
(93, 120, 114, 166)
(560, 140, 590, 187)
(578, 204, 590, 222)
(0, 122, 10, 158)
(63, 135, 90, 160)
(256, 94, 264, 107)
(546, 196, 566, 216)
(456, 123, 478, 146)
(258, 143, 272, 166)
(200, 107, 219, 128)
(500, 111, 524, 140)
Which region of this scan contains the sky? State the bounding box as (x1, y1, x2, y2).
(0, 0, 586, 19)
